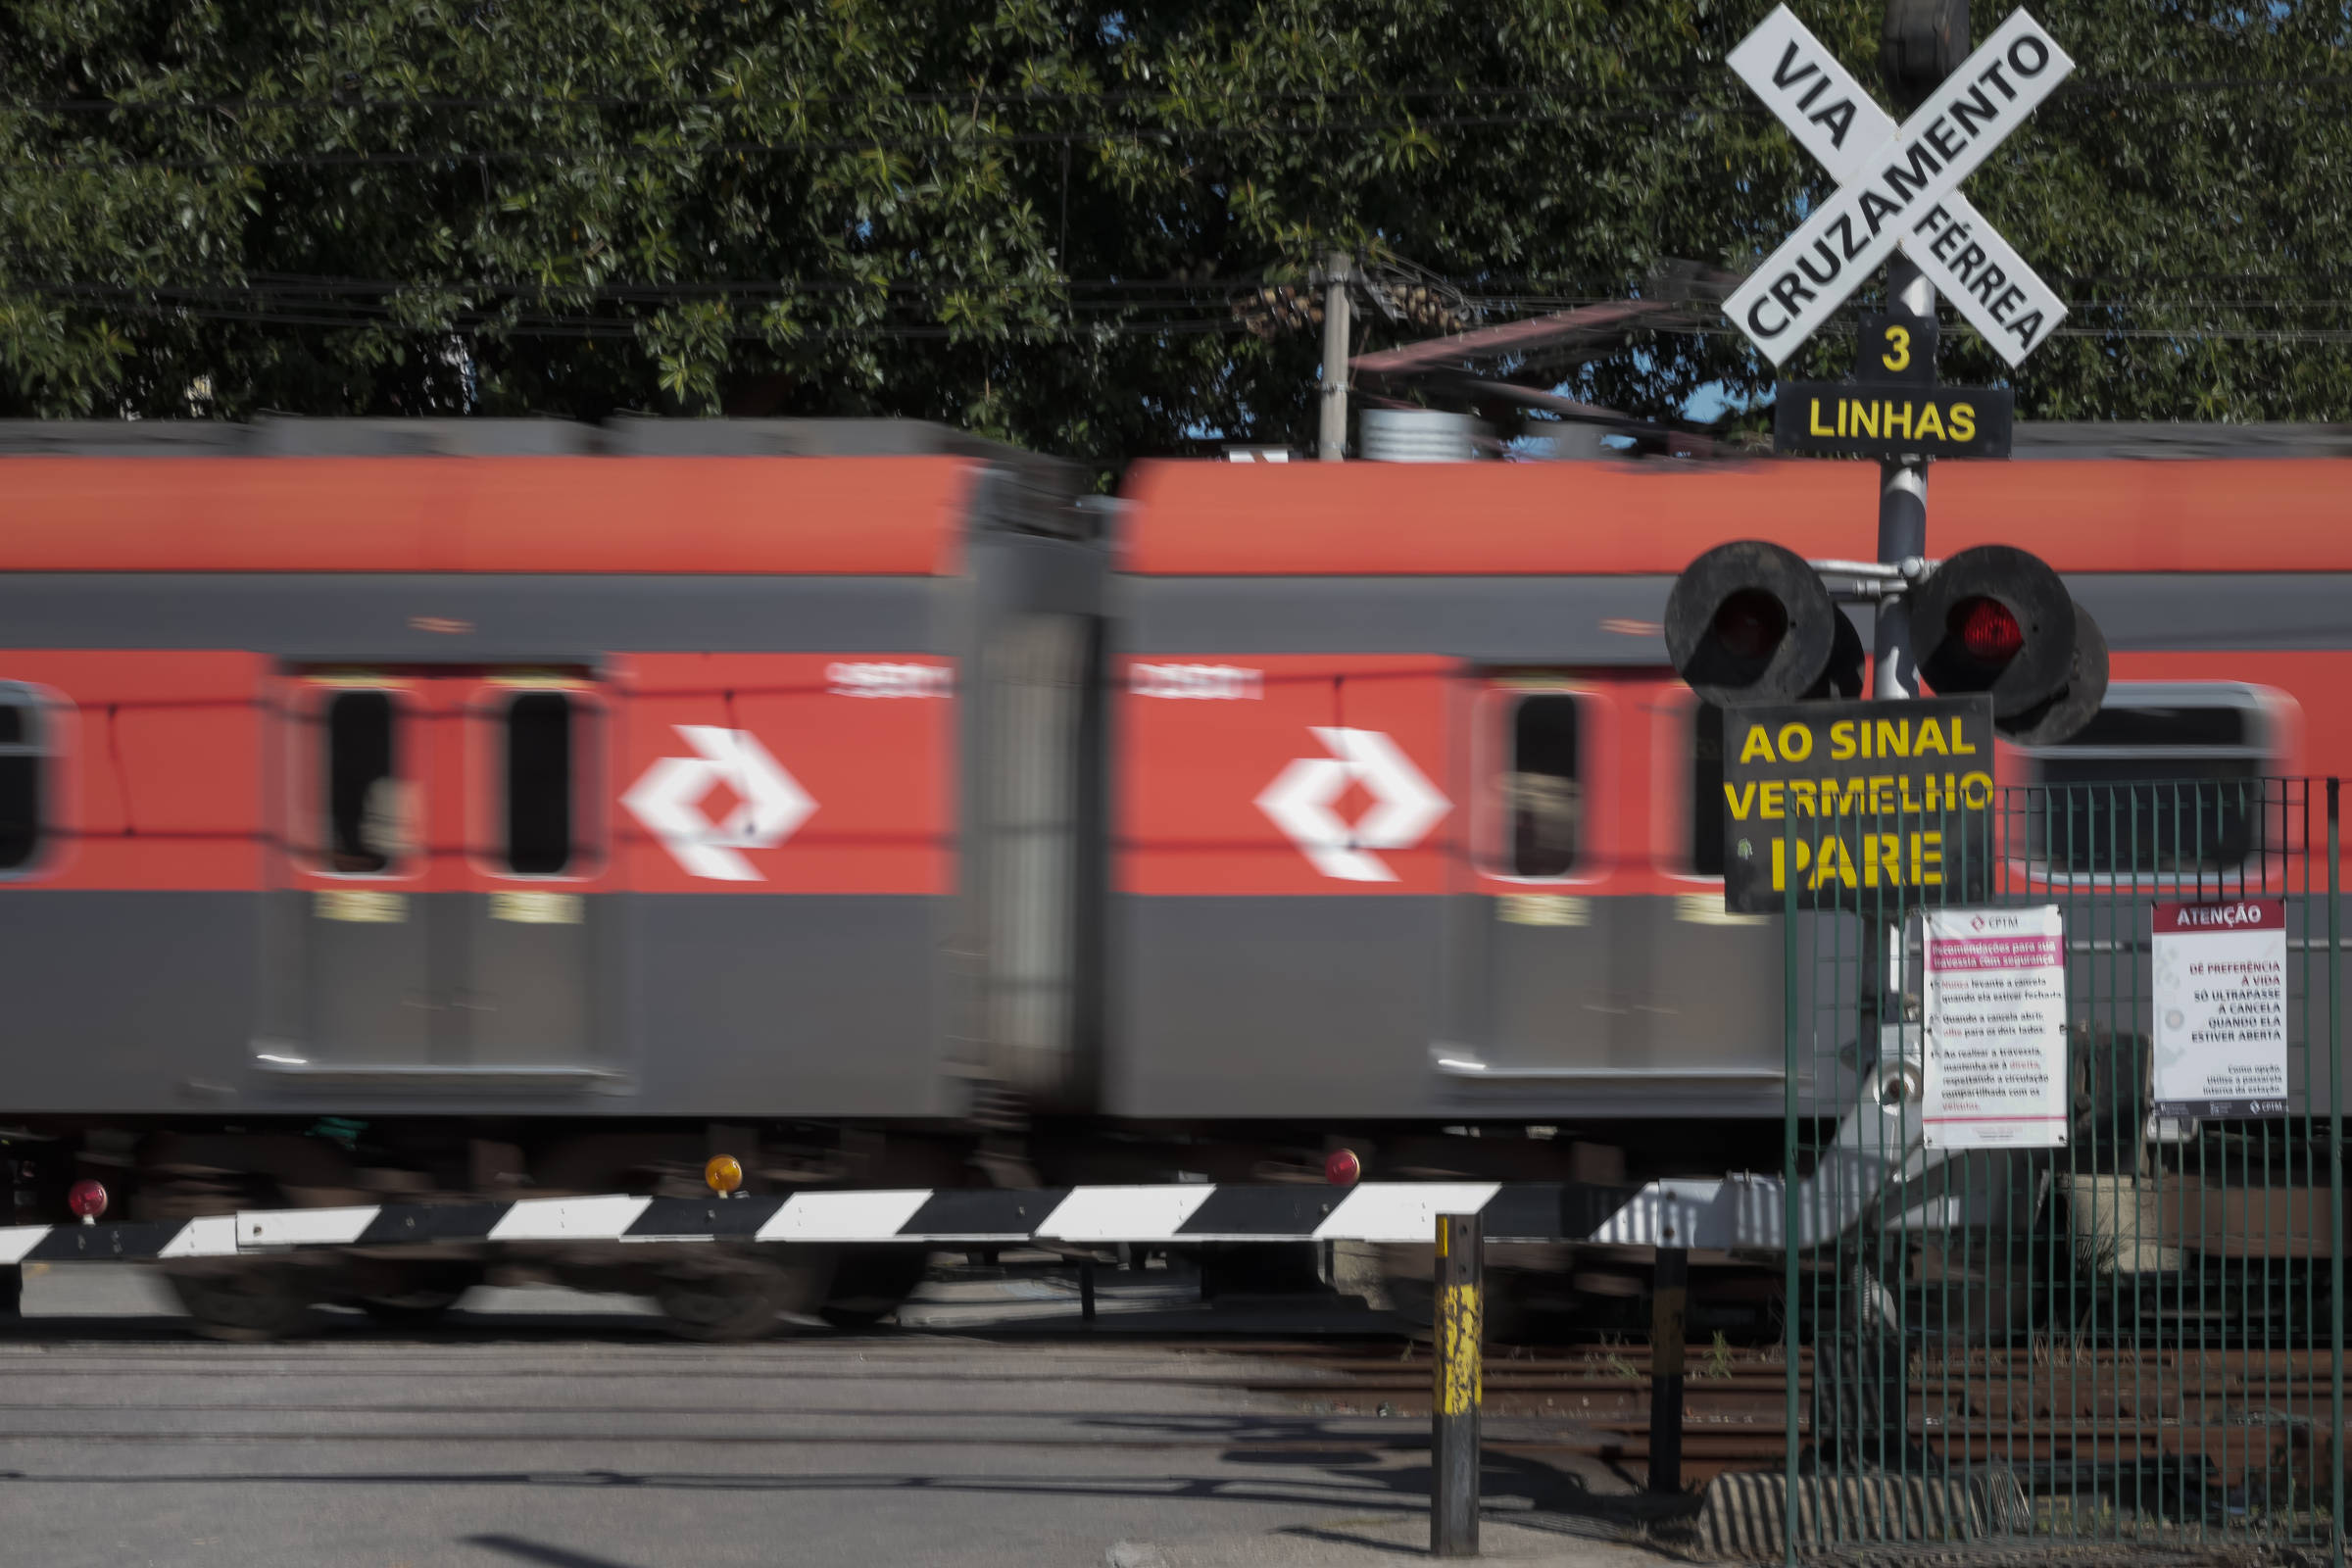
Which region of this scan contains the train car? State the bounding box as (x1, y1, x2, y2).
(0, 417, 1105, 1334)
(1105, 431, 2352, 1176)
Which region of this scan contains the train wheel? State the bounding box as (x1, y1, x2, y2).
(167, 1266, 314, 1343)
(1370, 1244, 1546, 1343)
(819, 1247, 931, 1329)
(1199, 1243, 1324, 1298)
(654, 1250, 835, 1343)
(354, 1263, 485, 1330)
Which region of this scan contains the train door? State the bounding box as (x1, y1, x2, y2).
(451, 673, 607, 1066)
(284, 676, 436, 1065)
(275, 668, 607, 1071)
(1463, 674, 1627, 1070)
(1646, 690, 1785, 1084)
(1460, 672, 1783, 1086)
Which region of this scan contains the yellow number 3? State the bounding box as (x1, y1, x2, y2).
(1882, 324, 1911, 372)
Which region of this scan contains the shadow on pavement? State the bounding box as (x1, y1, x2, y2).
(466, 1535, 653, 1568)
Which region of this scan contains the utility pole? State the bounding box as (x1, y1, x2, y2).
(1319, 251, 1351, 462)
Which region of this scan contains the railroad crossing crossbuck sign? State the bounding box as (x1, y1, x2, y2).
(1726, 6, 2072, 367)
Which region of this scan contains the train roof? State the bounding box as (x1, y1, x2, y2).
(0, 415, 1071, 465)
(3, 416, 2346, 578)
(0, 418, 1089, 574)
(1122, 424, 2352, 576)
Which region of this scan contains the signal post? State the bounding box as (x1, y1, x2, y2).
(1658, 3, 2108, 1525)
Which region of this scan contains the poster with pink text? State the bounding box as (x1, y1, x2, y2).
(1923, 906, 2069, 1151)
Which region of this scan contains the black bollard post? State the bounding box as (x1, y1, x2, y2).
(0, 1265, 19, 1320)
(1079, 1258, 1098, 1323)
(1648, 1247, 1689, 1494)
(1432, 1213, 1483, 1557)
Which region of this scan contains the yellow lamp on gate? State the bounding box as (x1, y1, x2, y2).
(704, 1154, 745, 1197)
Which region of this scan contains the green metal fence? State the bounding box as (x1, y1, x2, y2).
(1779, 776, 2345, 1560)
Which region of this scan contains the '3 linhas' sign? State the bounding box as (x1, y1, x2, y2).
(1722, 696, 1996, 914)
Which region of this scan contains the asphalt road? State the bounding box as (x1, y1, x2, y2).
(0, 1265, 1670, 1568)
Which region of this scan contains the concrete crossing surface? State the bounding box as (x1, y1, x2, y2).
(0, 1265, 1685, 1568)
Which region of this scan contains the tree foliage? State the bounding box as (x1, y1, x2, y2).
(1, 1, 2347, 467)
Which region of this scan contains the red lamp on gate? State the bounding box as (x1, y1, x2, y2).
(66, 1179, 108, 1225)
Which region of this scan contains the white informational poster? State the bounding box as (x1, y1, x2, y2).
(1922, 906, 2070, 1151)
(2152, 899, 2290, 1118)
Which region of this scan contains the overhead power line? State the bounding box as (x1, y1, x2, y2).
(11, 278, 2352, 312)
(3, 74, 2349, 116)
(11, 272, 2351, 355)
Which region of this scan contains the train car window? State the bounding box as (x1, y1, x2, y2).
(2019, 683, 2273, 876)
(0, 690, 45, 871)
(1503, 694, 1582, 878)
(324, 690, 405, 875)
(1689, 701, 1726, 876)
(504, 692, 575, 876)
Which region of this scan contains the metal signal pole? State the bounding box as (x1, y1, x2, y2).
(1874, 252, 1934, 701)
(1319, 251, 1352, 461)
(1874, 0, 1965, 694)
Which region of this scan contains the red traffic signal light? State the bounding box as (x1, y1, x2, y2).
(1910, 545, 2075, 719)
(1951, 596, 2024, 664)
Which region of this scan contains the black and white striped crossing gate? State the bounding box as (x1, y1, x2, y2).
(0, 1175, 1815, 1264)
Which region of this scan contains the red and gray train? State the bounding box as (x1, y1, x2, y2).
(0, 416, 2343, 1332)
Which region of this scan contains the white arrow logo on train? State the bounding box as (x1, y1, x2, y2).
(1255, 727, 1450, 883)
(622, 725, 814, 881)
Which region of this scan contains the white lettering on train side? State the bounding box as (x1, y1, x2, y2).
(1131, 663, 1264, 701)
(827, 662, 953, 698)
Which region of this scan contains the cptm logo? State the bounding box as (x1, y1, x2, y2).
(622, 726, 814, 881)
(1254, 727, 1450, 883)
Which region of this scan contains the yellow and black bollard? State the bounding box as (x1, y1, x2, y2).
(1432, 1212, 1483, 1557)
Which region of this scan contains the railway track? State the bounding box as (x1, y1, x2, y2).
(0, 1331, 1683, 1567)
(1240, 1341, 2346, 1492)
(9, 1264, 2339, 1496)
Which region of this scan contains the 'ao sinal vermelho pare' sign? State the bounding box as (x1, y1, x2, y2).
(2152, 898, 2290, 1118)
(1722, 696, 1995, 914)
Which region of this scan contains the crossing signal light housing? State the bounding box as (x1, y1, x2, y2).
(1814, 601, 1867, 701)
(2002, 599, 2108, 747)
(1911, 545, 2075, 718)
(1666, 540, 1859, 706)
(1911, 544, 2103, 742)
